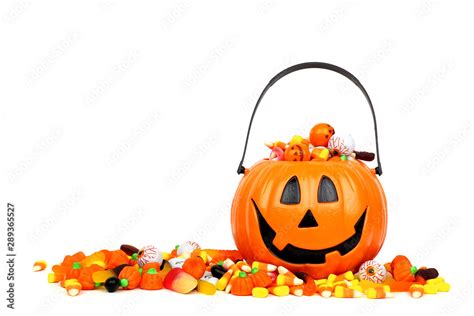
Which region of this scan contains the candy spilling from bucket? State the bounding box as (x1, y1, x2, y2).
(33, 241, 450, 299)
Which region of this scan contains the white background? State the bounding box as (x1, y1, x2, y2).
(1, 1, 473, 315)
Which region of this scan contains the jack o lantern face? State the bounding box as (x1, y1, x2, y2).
(252, 175, 367, 264)
(231, 160, 387, 279)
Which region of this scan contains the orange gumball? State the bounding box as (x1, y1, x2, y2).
(284, 144, 311, 161)
(309, 123, 335, 147)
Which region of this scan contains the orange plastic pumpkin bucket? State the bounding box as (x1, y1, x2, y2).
(231, 62, 387, 279)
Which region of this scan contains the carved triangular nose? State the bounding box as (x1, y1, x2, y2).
(298, 210, 318, 228)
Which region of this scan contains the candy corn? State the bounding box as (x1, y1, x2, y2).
(163, 268, 198, 294)
(216, 269, 233, 291)
(33, 260, 47, 272)
(317, 284, 333, 298)
(276, 274, 303, 286)
(290, 285, 304, 297)
(334, 285, 362, 298)
(269, 285, 290, 297)
(64, 279, 82, 296)
(409, 284, 424, 298)
(252, 261, 276, 272)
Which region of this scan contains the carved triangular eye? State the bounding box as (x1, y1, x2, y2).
(318, 176, 338, 203)
(281, 176, 300, 205)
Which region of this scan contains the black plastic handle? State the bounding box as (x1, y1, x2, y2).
(237, 62, 383, 176)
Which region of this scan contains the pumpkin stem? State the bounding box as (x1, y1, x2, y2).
(410, 266, 418, 275)
(238, 271, 247, 278)
(120, 278, 129, 288)
(148, 268, 157, 275)
(131, 253, 138, 260)
(72, 262, 81, 270)
(251, 267, 258, 274)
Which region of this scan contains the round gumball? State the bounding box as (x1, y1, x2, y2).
(309, 123, 335, 147)
(328, 133, 355, 156)
(358, 260, 387, 283)
(137, 245, 163, 267)
(284, 144, 311, 161)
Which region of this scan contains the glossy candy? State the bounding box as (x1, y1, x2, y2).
(210, 264, 226, 279)
(137, 245, 163, 267)
(328, 133, 355, 156)
(163, 268, 198, 294)
(358, 260, 386, 283)
(309, 123, 335, 147)
(104, 277, 121, 293)
(284, 144, 311, 161)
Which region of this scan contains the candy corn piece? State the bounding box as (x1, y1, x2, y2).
(48, 273, 63, 283)
(317, 284, 333, 298)
(163, 268, 198, 294)
(276, 274, 303, 286)
(216, 269, 233, 291)
(367, 286, 394, 299)
(290, 285, 304, 297)
(236, 261, 251, 272)
(409, 284, 424, 298)
(277, 266, 296, 277)
(197, 271, 218, 295)
(265, 141, 286, 150)
(33, 260, 47, 272)
(269, 285, 290, 297)
(252, 261, 276, 272)
(252, 287, 269, 298)
(64, 279, 82, 296)
(334, 285, 362, 298)
(197, 279, 217, 295)
(222, 259, 236, 270)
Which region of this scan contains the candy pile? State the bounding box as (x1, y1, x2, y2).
(266, 122, 375, 162)
(33, 242, 450, 299)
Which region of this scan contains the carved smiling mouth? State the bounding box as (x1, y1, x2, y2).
(252, 199, 367, 264)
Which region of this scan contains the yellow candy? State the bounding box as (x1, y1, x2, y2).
(343, 271, 354, 281)
(327, 274, 337, 284)
(197, 280, 216, 295)
(334, 285, 362, 298)
(289, 135, 307, 145)
(252, 287, 269, 298)
(437, 282, 451, 292)
(349, 284, 363, 293)
(269, 285, 290, 297)
(426, 277, 444, 285)
(424, 283, 438, 294)
(315, 279, 327, 286)
(162, 252, 171, 260)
